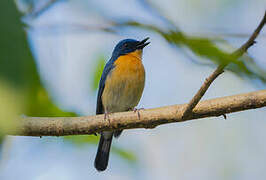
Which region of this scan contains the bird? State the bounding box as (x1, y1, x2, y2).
(94, 38, 150, 171)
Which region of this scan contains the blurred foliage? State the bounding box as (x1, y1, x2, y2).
(25, 86, 76, 117)
(15, 0, 61, 17)
(15, 0, 266, 83)
(15, 0, 34, 14)
(64, 135, 99, 145)
(116, 21, 266, 82)
(0, 81, 22, 137)
(112, 146, 137, 163)
(64, 135, 137, 163)
(4, 0, 137, 162)
(91, 56, 106, 92)
(0, 0, 75, 141)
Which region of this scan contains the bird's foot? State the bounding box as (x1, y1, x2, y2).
(104, 112, 111, 125)
(133, 107, 144, 120)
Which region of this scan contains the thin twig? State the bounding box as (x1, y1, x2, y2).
(182, 11, 266, 118)
(26, 0, 65, 18)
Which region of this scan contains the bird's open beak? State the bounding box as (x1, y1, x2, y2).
(137, 37, 150, 49)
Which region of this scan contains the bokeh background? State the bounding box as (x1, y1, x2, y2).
(0, 0, 266, 179)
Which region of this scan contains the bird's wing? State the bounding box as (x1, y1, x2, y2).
(96, 59, 115, 115)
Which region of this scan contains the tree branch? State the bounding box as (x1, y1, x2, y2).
(8, 90, 266, 136)
(27, 0, 64, 18)
(182, 11, 266, 118)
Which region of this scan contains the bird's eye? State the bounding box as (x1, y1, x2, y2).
(123, 44, 128, 48)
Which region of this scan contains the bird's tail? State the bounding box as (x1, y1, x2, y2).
(94, 134, 113, 171)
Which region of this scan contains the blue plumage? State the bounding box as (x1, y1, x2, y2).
(96, 59, 114, 115)
(94, 38, 150, 171)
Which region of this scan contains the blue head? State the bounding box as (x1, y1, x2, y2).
(112, 38, 150, 58)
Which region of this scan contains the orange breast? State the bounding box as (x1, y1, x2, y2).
(114, 51, 145, 78)
(102, 51, 145, 113)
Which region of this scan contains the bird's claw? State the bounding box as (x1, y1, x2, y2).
(104, 112, 111, 125)
(133, 108, 144, 120)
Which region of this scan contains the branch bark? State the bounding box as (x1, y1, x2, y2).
(182, 11, 266, 118)
(8, 90, 266, 136)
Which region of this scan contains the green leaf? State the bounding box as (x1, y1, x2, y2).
(64, 135, 137, 163)
(64, 135, 99, 145)
(0, 80, 22, 136)
(112, 146, 137, 163)
(0, 0, 76, 138)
